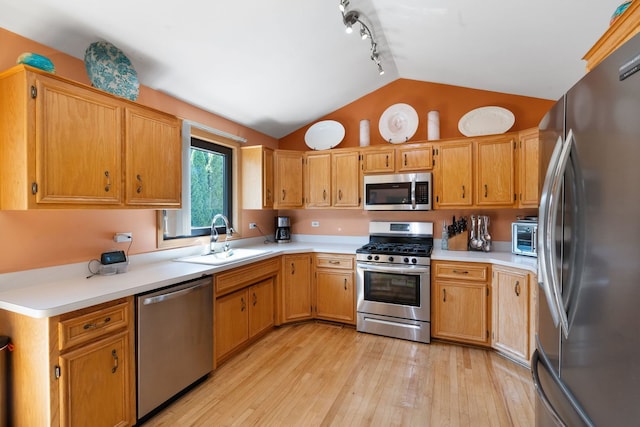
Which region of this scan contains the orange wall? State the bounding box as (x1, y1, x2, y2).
(279, 79, 554, 150)
(0, 28, 278, 273)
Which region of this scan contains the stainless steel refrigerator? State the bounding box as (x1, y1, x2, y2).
(533, 32, 640, 426)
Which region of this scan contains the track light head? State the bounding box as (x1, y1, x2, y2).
(339, 2, 383, 76)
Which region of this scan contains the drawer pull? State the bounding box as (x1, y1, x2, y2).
(111, 349, 119, 373)
(514, 281, 521, 296)
(329, 260, 341, 265)
(452, 270, 469, 275)
(83, 316, 111, 330)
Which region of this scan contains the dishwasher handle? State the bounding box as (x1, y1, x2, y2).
(143, 281, 208, 305)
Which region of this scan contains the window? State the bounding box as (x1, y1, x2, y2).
(159, 123, 241, 247)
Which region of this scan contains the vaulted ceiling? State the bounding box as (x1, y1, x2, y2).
(0, 0, 622, 138)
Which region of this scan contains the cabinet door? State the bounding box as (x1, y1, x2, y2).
(475, 136, 516, 207)
(362, 149, 394, 173)
(241, 146, 274, 209)
(434, 141, 473, 208)
(282, 254, 312, 322)
(432, 280, 490, 346)
(305, 152, 332, 207)
(59, 331, 132, 427)
(35, 75, 122, 205)
(518, 129, 540, 208)
(274, 151, 304, 208)
(492, 267, 529, 361)
(332, 151, 360, 207)
(249, 278, 274, 338)
(315, 269, 355, 324)
(215, 289, 249, 361)
(124, 107, 181, 207)
(396, 145, 433, 171)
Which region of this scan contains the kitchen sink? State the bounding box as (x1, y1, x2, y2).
(175, 248, 271, 266)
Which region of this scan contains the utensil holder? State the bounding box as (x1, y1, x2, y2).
(447, 231, 469, 251)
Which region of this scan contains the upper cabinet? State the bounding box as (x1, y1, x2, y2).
(305, 152, 332, 208)
(0, 65, 182, 209)
(274, 150, 304, 208)
(583, 1, 640, 71)
(305, 150, 361, 208)
(241, 145, 274, 209)
(362, 147, 395, 173)
(517, 128, 540, 208)
(474, 135, 516, 207)
(433, 140, 474, 208)
(362, 143, 433, 174)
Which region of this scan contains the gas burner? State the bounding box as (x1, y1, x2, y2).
(356, 221, 434, 266)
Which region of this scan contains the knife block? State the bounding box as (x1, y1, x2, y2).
(447, 231, 469, 251)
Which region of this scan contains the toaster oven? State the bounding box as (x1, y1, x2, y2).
(512, 220, 538, 257)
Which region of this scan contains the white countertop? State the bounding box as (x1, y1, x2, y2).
(0, 236, 536, 318)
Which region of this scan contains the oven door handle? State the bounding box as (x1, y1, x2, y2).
(357, 262, 430, 275)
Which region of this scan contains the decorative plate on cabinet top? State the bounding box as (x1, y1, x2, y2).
(304, 120, 345, 150)
(16, 52, 55, 73)
(84, 41, 140, 101)
(458, 106, 515, 137)
(378, 103, 419, 143)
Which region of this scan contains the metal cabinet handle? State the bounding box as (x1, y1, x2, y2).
(385, 155, 389, 167)
(267, 189, 272, 203)
(461, 185, 465, 199)
(404, 154, 408, 166)
(338, 189, 343, 201)
(136, 174, 143, 194)
(344, 278, 348, 290)
(484, 184, 488, 198)
(253, 292, 257, 306)
(111, 349, 119, 373)
(83, 316, 111, 330)
(514, 280, 521, 296)
(329, 260, 340, 265)
(282, 189, 286, 200)
(241, 297, 246, 311)
(323, 189, 327, 201)
(443, 289, 447, 302)
(452, 269, 469, 275)
(104, 171, 111, 192)
(291, 262, 295, 275)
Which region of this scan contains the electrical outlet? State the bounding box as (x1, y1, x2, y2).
(113, 232, 132, 243)
(249, 223, 257, 229)
(311, 221, 320, 227)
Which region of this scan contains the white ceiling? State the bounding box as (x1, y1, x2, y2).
(0, 0, 621, 138)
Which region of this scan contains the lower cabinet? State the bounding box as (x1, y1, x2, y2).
(314, 253, 355, 325)
(281, 253, 313, 323)
(214, 258, 279, 366)
(431, 261, 491, 346)
(491, 265, 535, 365)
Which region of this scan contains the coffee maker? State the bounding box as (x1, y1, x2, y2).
(275, 216, 291, 243)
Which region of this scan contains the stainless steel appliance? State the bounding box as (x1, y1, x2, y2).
(533, 33, 640, 426)
(136, 276, 213, 422)
(363, 172, 432, 211)
(356, 221, 433, 343)
(275, 216, 291, 243)
(511, 219, 537, 257)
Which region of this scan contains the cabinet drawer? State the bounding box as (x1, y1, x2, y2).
(215, 257, 280, 296)
(315, 254, 354, 270)
(433, 262, 490, 282)
(59, 300, 130, 350)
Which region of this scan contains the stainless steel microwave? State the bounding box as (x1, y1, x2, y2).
(363, 172, 432, 211)
(511, 220, 538, 257)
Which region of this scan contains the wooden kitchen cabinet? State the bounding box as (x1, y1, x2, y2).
(241, 145, 274, 209)
(305, 152, 332, 207)
(431, 261, 491, 346)
(274, 150, 304, 208)
(0, 65, 182, 210)
(491, 266, 533, 365)
(395, 144, 433, 171)
(332, 151, 361, 207)
(362, 147, 395, 173)
(314, 253, 355, 324)
(433, 140, 473, 208)
(214, 258, 279, 366)
(475, 135, 516, 207)
(282, 253, 313, 323)
(517, 128, 540, 208)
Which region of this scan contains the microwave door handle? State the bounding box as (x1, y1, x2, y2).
(411, 177, 416, 209)
(538, 134, 564, 328)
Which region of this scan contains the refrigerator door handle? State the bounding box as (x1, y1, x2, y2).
(531, 349, 567, 427)
(538, 134, 565, 327)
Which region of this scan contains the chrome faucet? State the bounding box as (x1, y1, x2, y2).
(210, 214, 234, 253)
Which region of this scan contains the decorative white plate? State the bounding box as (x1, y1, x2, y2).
(84, 41, 139, 101)
(458, 106, 515, 137)
(379, 103, 418, 143)
(304, 120, 345, 150)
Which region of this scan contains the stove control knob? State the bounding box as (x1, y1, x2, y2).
(367, 255, 373, 261)
(403, 257, 409, 263)
(388, 256, 394, 262)
(411, 258, 418, 264)
(374, 255, 380, 261)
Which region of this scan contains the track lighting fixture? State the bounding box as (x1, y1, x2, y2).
(339, 1, 384, 75)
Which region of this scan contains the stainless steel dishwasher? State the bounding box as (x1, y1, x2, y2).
(136, 276, 213, 421)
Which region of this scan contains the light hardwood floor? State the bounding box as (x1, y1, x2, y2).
(144, 322, 534, 426)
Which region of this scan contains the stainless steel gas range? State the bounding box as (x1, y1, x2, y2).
(355, 221, 433, 344)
